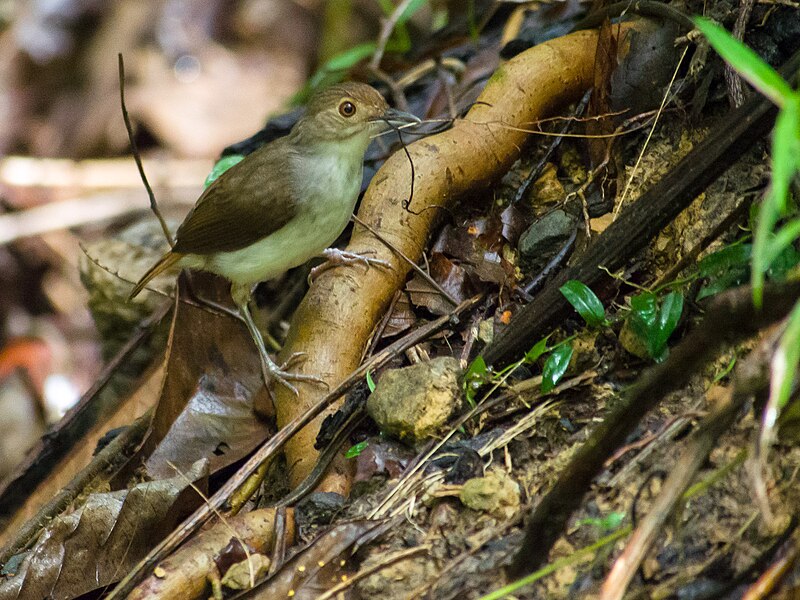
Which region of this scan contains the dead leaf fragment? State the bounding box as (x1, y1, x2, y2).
(0, 460, 208, 600)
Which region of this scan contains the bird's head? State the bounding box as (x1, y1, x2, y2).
(295, 82, 419, 145)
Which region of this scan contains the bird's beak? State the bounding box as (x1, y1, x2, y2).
(373, 107, 421, 129)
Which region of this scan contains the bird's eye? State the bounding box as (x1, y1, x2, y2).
(338, 101, 356, 117)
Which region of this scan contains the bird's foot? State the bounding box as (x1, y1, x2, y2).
(259, 352, 328, 396)
(309, 248, 392, 283)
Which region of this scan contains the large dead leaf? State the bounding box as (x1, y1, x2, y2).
(0, 460, 208, 600)
(142, 274, 273, 479)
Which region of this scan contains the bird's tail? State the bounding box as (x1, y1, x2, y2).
(128, 252, 183, 300)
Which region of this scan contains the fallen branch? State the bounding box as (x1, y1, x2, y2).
(509, 280, 800, 577)
(599, 325, 780, 600)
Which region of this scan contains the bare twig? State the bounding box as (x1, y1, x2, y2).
(118, 53, 174, 247)
(352, 214, 458, 306)
(370, 0, 415, 70)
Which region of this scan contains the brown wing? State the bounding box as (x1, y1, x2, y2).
(173, 141, 298, 255)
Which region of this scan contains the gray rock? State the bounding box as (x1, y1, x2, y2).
(518, 208, 577, 272)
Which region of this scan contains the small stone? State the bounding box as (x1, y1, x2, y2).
(518, 209, 578, 273)
(459, 467, 521, 519)
(221, 553, 271, 590)
(367, 357, 461, 444)
(478, 319, 494, 344)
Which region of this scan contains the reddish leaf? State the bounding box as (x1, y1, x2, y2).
(382, 291, 416, 339)
(407, 254, 473, 315)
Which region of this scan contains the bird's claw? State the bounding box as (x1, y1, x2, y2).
(309, 248, 393, 284)
(259, 352, 328, 396)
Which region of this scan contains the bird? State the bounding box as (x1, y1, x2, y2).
(128, 82, 419, 392)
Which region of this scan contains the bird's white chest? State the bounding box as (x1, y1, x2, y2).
(298, 150, 362, 211)
(204, 144, 364, 285)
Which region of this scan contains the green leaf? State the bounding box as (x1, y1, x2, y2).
(345, 440, 369, 458)
(767, 236, 800, 279)
(465, 355, 487, 379)
(524, 336, 549, 364)
(541, 344, 573, 393)
(396, 0, 428, 25)
(658, 292, 684, 339)
(374, 0, 427, 56)
(204, 155, 244, 188)
(653, 291, 684, 361)
(697, 243, 752, 277)
(366, 370, 376, 393)
(694, 17, 794, 107)
(464, 355, 488, 406)
(377, 0, 427, 25)
(627, 291, 682, 362)
(696, 243, 751, 300)
(629, 292, 657, 330)
(697, 266, 749, 301)
(326, 41, 378, 71)
(560, 280, 607, 327)
(293, 42, 378, 104)
(773, 301, 800, 411)
(761, 301, 800, 457)
(752, 100, 800, 305)
(576, 511, 626, 532)
(713, 355, 737, 383)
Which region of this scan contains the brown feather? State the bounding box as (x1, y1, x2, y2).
(128, 252, 183, 299)
(172, 141, 298, 255)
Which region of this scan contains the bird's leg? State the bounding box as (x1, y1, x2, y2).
(185, 275, 283, 352)
(183, 272, 240, 319)
(231, 283, 324, 395)
(308, 248, 392, 283)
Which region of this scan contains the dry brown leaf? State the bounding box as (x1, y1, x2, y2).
(0, 460, 208, 600)
(142, 274, 273, 479)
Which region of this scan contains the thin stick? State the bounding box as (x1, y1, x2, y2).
(370, 0, 415, 70)
(118, 53, 174, 247)
(351, 214, 458, 306)
(316, 545, 430, 600)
